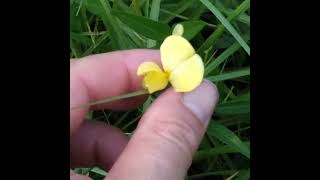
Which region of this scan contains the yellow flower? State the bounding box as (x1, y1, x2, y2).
(137, 24, 204, 93)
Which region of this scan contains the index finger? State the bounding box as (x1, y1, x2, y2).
(70, 49, 160, 134)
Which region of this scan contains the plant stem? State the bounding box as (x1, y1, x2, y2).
(70, 90, 148, 110)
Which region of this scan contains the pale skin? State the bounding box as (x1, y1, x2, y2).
(70, 49, 219, 180)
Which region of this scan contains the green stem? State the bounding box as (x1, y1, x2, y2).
(70, 90, 148, 110)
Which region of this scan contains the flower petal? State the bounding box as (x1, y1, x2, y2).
(137, 62, 163, 76)
(143, 71, 169, 93)
(160, 35, 195, 73)
(172, 24, 184, 36)
(169, 54, 204, 92)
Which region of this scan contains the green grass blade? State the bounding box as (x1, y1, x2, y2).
(161, 0, 196, 23)
(193, 142, 250, 162)
(234, 169, 250, 180)
(85, 0, 131, 50)
(81, 31, 109, 57)
(148, 0, 161, 47)
(187, 170, 237, 180)
(200, 0, 250, 55)
(207, 67, 250, 82)
(205, 42, 241, 76)
(216, 100, 250, 115)
(131, 0, 142, 15)
(90, 167, 107, 176)
(207, 122, 250, 159)
(197, 0, 250, 56)
(143, 0, 150, 17)
(70, 39, 80, 58)
(149, 0, 161, 20)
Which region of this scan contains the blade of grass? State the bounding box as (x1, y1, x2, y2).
(161, 0, 196, 23)
(101, 110, 111, 125)
(193, 142, 250, 162)
(147, 0, 161, 47)
(81, 7, 95, 46)
(199, 0, 250, 55)
(234, 169, 250, 180)
(205, 41, 240, 76)
(114, 111, 131, 127)
(95, 0, 131, 49)
(70, 39, 79, 58)
(187, 170, 237, 180)
(207, 122, 250, 159)
(159, 8, 216, 28)
(226, 171, 240, 180)
(215, 100, 250, 115)
(122, 115, 142, 131)
(223, 85, 235, 102)
(90, 167, 107, 176)
(131, 0, 142, 15)
(149, 0, 161, 20)
(143, 0, 149, 17)
(82, 31, 109, 57)
(207, 67, 250, 82)
(197, 0, 250, 56)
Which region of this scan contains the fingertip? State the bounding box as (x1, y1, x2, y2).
(182, 79, 219, 124)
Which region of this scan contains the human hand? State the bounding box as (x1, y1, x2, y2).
(70, 49, 219, 180)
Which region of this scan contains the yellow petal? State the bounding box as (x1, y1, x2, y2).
(137, 62, 168, 93)
(172, 24, 184, 36)
(160, 35, 195, 73)
(137, 62, 163, 76)
(169, 54, 204, 92)
(143, 71, 169, 93)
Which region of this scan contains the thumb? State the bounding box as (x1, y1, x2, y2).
(106, 80, 219, 180)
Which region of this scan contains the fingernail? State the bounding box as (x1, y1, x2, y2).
(182, 80, 219, 124)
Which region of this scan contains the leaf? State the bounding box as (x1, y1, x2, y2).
(200, 0, 250, 55)
(112, 10, 171, 41)
(85, 0, 105, 15)
(90, 167, 107, 176)
(113, 0, 134, 13)
(176, 20, 206, 40)
(207, 122, 250, 159)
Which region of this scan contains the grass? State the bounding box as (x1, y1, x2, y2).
(70, 0, 250, 179)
